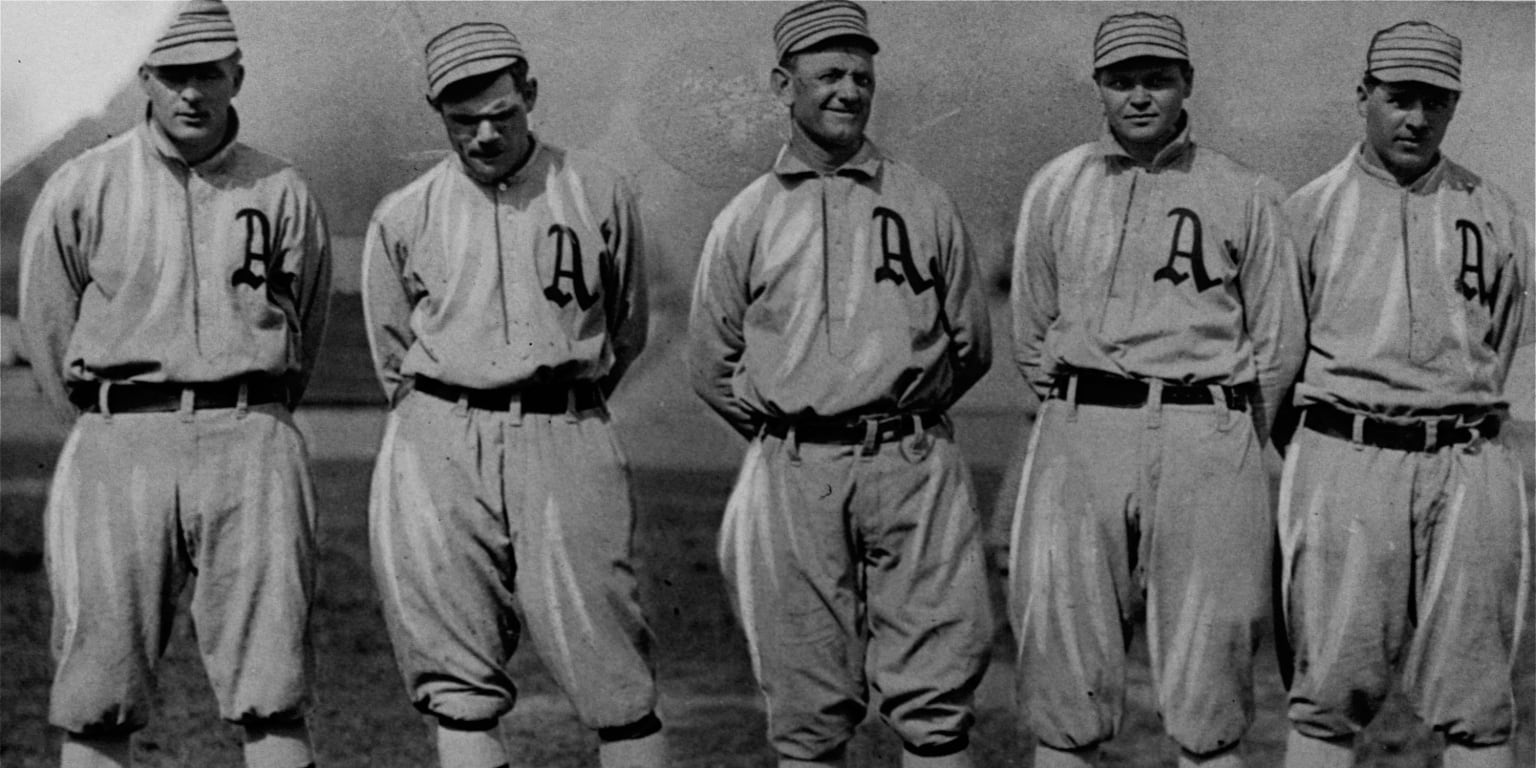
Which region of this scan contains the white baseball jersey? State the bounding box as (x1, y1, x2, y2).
(1284, 144, 1532, 416)
(688, 140, 992, 437)
(20, 113, 333, 416)
(1011, 124, 1305, 430)
(362, 139, 647, 403)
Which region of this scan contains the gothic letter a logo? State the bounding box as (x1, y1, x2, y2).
(543, 224, 598, 310)
(1152, 207, 1220, 292)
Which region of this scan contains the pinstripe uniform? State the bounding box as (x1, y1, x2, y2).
(362, 139, 656, 730)
(19, 113, 332, 735)
(688, 140, 994, 760)
(1278, 145, 1532, 745)
(1008, 124, 1306, 755)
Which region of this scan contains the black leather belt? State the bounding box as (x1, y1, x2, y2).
(762, 412, 944, 455)
(1049, 371, 1248, 411)
(1302, 403, 1499, 452)
(412, 376, 603, 414)
(69, 378, 288, 413)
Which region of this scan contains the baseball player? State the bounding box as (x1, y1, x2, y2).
(362, 22, 663, 768)
(687, 2, 994, 766)
(1007, 12, 1305, 768)
(1278, 22, 1531, 768)
(17, 2, 332, 768)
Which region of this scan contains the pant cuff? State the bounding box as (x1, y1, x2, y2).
(598, 712, 662, 742)
(904, 734, 968, 758)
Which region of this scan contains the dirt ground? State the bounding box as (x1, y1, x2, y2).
(2, 366, 1532, 767)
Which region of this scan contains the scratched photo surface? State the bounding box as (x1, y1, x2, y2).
(1, 2, 1531, 766)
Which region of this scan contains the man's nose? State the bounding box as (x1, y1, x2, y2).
(474, 120, 499, 144)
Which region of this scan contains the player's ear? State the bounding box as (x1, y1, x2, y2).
(771, 65, 794, 108)
(231, 64, 245, 98)
(1356, 82, 1370, 118)
(1182, 66, 1194, 98)
(522, 77, 538, 114)
(137, 65, 153, 94)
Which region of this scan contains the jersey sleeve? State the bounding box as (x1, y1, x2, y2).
(936, 194, 992, 404)
(361, 209, 417, 407)
(688, 207, 758, 439)
(1010, 167, 1061, 401)
(19, 167, 91, 424)
(284, 182, 333, 407)
(1240, 177, 1307, 440)
(598, 177, 649, 397)
(1489, 196, 1534, 377)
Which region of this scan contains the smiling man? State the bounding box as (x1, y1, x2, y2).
(19, 2, 331, 767)
(361, 21, 661, 768)
(687, 1, 993, 766)
(1007, 12, 1305, 768)
(1278, 21, 1531, 768)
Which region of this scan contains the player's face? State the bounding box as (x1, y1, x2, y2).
(439, 71, 538, 185)
(1357, 80, 1458, 183)
(776, 44, 875, 153)
(1096, 58, 1191, 158)
(139, 57, 243, 163)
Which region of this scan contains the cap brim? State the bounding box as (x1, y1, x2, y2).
(784, 30, 879, 58)
(145, 41, 239, 67)
(427, 55, 522, 100)
(1094, 43, 1188, 71)
(1371, 67, 1462, 93)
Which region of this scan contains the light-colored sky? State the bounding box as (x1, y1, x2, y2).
(1, 2, 176, 177)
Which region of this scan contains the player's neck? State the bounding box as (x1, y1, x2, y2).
(1358, 142, 1439, 188)
(788, 124, 863, 174)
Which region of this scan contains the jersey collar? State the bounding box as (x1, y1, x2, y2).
(142, 104, 241, 171)
(773, 138, 883, 181)
(1348, 141, 1455, 194)
(1095, 112, 1193, 170)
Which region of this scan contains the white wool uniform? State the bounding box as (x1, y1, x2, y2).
(1278, 145, 1532, 745)
(362, 138, 657, 729)
(689, 140, 994, 760)
(19, 113, 332, 735)
(1008, 123, 1305, 756)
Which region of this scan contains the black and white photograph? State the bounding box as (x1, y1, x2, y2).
(1, 2, 1532, 767)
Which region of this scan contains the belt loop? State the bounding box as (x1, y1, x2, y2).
(1146, 380, 1163, 430)
(908, 414, 933, 460)
(179, 386, 195, 423)
(1209, 384, 1235, 432)
(1423, 419, 1439, 452)
(1065, 375, 1080, 423)
(97, 381, 113, 422)
(509, 392, 523, 427)
(235, 380, 250, 419)
(563, 388, 579, 424)
(787, 425, 801, 465)
(860, 417, 880, 457)
(454, 391, 470, 418)
(1350, 413, 1365, 451)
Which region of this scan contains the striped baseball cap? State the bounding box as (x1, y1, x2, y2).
(1093, 12, 1188, 70)
(774, 0, 879, 62)
(424, 22, 527, 101)
(1366, 21, 1462, 92)
(145, 0, 239, 67)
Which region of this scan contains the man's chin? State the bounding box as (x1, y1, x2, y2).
(463, 158, 511, 183)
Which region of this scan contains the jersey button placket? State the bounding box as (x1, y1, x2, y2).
(826, 177, 854, 357)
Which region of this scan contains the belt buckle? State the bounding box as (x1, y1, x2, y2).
(1422, 419, 1439, 452)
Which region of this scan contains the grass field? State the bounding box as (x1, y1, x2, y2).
(3, 361, 1532, 767)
